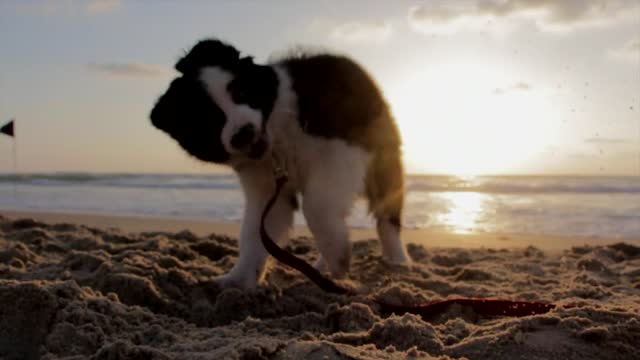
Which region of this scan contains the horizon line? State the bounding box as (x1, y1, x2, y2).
(0, 171, 638, 178)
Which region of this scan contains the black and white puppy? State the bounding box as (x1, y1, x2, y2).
(150, 39, 410, 288)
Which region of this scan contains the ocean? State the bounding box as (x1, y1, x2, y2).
(0, 173, 638, 239)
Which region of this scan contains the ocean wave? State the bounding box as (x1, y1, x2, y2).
(406, 176, 640, 194)
(0, 173, 638, 194)
(0, 173, 241, 190)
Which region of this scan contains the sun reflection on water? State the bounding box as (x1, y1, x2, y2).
(437, 192, 489, 234)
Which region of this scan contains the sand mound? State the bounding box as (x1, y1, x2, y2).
(0, 215, 639, 359)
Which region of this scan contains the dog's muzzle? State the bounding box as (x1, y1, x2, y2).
(248, 136, 268, 159)
(230, 123, 268, 159)
(231, 124, 256, 149)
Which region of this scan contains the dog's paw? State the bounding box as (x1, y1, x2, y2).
(215, 269, 261, 289)
(382, 253, 413, 270)
(313, 256, 329, 273)
(327, 254, 351, 279)
(314, 256, 350, 280)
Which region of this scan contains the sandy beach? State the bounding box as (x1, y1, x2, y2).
(3, 209, 633, 252)
(1, 210, 639, 359)
(3, 1, 639, 359)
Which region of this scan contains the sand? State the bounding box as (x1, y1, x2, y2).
(1, 212, 639, 359)
(2, 210, 628, 252)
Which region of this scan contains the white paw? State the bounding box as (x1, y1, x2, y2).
(314, 255, 349, 279)
(215, 268, 261, 289)
(326, 252, 351, 279)
(313, 256, 329, 273)
(382, 252, 413, 268)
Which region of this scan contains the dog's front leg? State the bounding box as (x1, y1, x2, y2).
(216, 168, 294, 289)
(302, 186, 353, 279)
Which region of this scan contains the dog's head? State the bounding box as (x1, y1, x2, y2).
(150, 39, 279, 164)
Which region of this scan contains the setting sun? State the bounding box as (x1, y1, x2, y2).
(388, 62, 560, 175)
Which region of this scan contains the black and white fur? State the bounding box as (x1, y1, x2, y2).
(150, 39, 410, 289)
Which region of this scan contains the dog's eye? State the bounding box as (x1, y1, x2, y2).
(233, 89, 247, 103)
(228, 82, 249, 104)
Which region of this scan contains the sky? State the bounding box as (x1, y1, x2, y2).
(0, 0, 638, 175)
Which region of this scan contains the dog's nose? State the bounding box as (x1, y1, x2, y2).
(150, 101, 167, 129)
(231, 124, 256, 149)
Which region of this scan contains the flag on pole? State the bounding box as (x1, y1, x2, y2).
(0, 119, 14, 137)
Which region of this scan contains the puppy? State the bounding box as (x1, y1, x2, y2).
(150, 39, 410, 288)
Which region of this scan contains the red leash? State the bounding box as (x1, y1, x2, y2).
(260, 174, 557, 320)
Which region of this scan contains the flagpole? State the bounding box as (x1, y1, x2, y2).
(12, 130, 16, 172)
(12, 123, 17, 200)
(0, 119, 17, 199)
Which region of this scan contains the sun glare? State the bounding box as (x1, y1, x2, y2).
(388, 63, 559, 175)
(437, 192, 488, 234)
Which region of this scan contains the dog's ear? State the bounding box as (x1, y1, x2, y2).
(238, 56, 255, 69)
(175, 39, 240, 74)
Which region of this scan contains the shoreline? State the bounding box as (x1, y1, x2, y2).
(2, 209, 637, 252)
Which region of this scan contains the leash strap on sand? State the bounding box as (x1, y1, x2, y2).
(259, 173, 557, 319)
